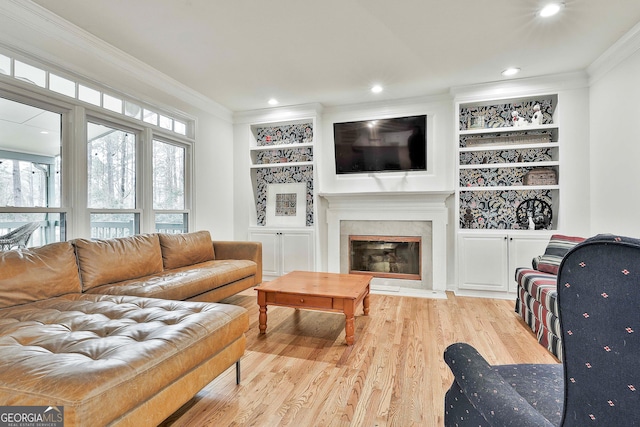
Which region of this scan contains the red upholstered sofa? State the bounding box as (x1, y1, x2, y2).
(514, 234, 585, 360)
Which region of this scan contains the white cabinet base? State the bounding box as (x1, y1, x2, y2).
(249, 227, 315, 280)
(458, 232, 550, 294)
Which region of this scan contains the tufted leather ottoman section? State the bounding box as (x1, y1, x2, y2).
(0, 293, 248, 426)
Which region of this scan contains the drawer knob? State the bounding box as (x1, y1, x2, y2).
(300, 298, 304, 303)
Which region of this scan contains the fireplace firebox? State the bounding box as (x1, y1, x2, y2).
(349, 235, 421, 280)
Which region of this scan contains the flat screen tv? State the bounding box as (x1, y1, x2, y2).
(333, 115, 426, 174)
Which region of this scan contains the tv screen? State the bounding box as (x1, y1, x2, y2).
(333, 115, 426, 174)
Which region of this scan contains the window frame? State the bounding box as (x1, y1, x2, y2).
(0, 87, 72, 244)
(150, 137, 192, 234)
(0, 48, 196, 242)
(84, 114, 194, 237)
(85, 115, 142, 238)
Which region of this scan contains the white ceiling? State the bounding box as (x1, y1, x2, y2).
(0, 97, 60, 156)
(24, 0, 640, 112)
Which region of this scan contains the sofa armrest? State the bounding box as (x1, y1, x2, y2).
(213, 241, 262, 284)
(444, 343, 554, 427)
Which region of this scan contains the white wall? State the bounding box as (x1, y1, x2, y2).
(556, 86, 591, 236)
(319, 95, 455, 194)
(589, 48, 640, 236)
(192, 112, 235, 240)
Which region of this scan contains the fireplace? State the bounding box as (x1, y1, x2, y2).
(322, 191, 451, 296)
(349, 235, 421, 280)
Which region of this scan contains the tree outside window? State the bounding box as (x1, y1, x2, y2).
(153, 140, 187, 233)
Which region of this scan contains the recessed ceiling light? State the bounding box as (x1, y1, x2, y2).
(371, 85, 383, 94)
(539, 2, 563, 17)
(502, 67, 521, 77)
(268, 98, 279, 106)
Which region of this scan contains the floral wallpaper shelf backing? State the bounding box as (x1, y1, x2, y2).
(459, 99, 554, 131)
(252, 121, 314, 226)
(460, 189, 553, 229)
(256, 123, 313, 145)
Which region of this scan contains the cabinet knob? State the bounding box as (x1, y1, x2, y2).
(300, 298, 304, 303)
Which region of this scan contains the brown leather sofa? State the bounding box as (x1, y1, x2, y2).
(0, 231, 262, 426)
(74, 230, 262, 302)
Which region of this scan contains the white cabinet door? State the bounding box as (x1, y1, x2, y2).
(458, 234, 509, 291)
(281, 231, 314, 275)
(507, 235, 550, 292)
(249, 228, 315, 279)
(248, 230, 280, 277)
(458, 232, 551, 293)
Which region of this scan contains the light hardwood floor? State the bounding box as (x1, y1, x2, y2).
(161, 289, 558, 427)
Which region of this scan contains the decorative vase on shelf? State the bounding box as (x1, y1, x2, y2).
(531, 104, 543, 126)
(511, 111, 529, 128)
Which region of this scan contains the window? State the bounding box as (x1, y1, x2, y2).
(1, 49, 195, 242)
(87, 121, 138, 238)
(0, 96, 65, 247)
(153, 140, 188, 233)
(14, 60, 46, 87)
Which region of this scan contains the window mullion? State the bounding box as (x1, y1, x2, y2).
(69, 105, 89, 239)
(140, 128, 154, 234)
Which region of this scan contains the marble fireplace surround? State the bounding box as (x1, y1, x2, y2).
(322, 191, 451, 299)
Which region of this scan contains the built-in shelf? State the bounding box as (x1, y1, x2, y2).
(460, 185, 560, 192)
(457, 94, 560, 231)
(459, 161, 559, 170)
(249, 142, 314, 152)
(249, 119, 316, 228)
(460, 142, 559, 153)
(459, 123, 558, 136)
(250, 161, 313, 169)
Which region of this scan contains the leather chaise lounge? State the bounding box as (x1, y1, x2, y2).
(0, 230, 262, 426)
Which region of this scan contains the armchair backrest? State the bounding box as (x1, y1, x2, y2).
(0, 221, 41, 250)
(558, 235, 640, 425)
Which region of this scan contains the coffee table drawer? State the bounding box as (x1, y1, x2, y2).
(275, 293, 333, 309)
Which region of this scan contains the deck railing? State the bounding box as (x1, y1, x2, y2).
(0, 221, 185, 248)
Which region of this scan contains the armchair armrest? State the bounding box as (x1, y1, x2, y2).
(444, 343, 554, 427)
(213, 241, 262, 284)
(532, 255, 542, 270)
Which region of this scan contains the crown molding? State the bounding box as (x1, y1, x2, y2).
(321, 92, 452, 117)
(450, 71, 589, 102)
(587, 20, 640, 85)
(233, 103, 324, 125)
(0, 0, 232, 122)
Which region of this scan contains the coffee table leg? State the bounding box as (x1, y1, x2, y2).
(257, 291, 267, 334)
(363, 289, 370, 316)
(344, 302, 355, 346)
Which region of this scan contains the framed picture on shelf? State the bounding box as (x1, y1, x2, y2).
(468, 115, 485, 129)
(265, 183, 306, 227)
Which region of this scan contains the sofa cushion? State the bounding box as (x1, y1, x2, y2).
(0, 293, 248, 426)
(86, 259, 257, 301)
(74, 234, 164, 291)
(515, 268, 558, 315)
(158, 230, 215, 270)
(537, 234, 585, 275)
(0, 242, 81, 308)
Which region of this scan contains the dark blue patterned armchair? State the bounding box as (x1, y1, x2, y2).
(444, 234, 640, 426)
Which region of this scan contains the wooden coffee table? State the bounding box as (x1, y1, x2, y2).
(255, 271, 372, 345)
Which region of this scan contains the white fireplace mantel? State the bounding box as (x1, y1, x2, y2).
(320, 191, 452, 294)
